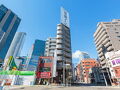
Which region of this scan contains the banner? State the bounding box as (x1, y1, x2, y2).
(0, 70, 35, 76)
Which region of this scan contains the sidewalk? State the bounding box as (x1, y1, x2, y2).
(4, 85, 32, 90)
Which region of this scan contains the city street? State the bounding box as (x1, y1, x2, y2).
(5, 85, 120, 90)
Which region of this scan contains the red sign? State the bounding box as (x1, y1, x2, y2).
(37, 72, 51, 78)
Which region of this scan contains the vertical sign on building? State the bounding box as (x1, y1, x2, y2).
(61, 7, 70, 28)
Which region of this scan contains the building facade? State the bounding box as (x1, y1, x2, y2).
(94, 19, 120, 69)
(45, 37, 56, 57)
(76, 59, 98, 83)
(27, 40, 45, 71)
(36, 56, 53, 85)
(105, 51, 120, 86)
(56, 24, 72, 83)
(55, 7, 72, 84)
(0, 5, 21, 66)
(3, 32, 26, 67)
(89, 67, 105, 84)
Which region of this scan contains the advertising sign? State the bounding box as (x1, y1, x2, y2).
(111, 59, 120, 67)
(37, 72, 51, 78)
(61, 7, 70, 28)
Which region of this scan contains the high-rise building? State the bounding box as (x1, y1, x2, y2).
(77, 52, 90, 64)
(5, 32, 26, 60)
(45, 37, 56, 56)
(94, 19, 120, 69)
(27, 40, 45, 71)
(55, 7, 72, 84)
(0, 5, 21, 66)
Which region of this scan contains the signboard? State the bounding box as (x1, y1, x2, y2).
(0, 70, 35, 75)
(111, 59, 120, 67)
(61, 7, 70, 28)
(37, 72, 51, 78)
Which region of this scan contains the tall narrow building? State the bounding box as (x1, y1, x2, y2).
(5, 32, 26, 59)
(27, 40, 45, 71)
(56, 7, 72, 84)
(0, 5, 21, 67)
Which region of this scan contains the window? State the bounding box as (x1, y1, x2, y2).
(39, 67, 51, 72)
(86, 65, 90, 67)
(115, 70, 118, 74)
(2, 12, 14, 32)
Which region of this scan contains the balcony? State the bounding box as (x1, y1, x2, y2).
(107, 46, 113, 51)
(57, 35, 63, 39)
(64, 53, 71, 58)
(57, 26, 62, 30)
(100, 60, 106, 65)
(104, 42, 110, 47)
(98, 48, 102, 53)
(57, 50, 63, 54)
(100, 56, 105, 60)
(57, 56, 63, 61)
(56, 45, 64, 49)
(56, 39, 63, 43)
(57, 30, 63, 34)
(99, 52, 103, 57)
(102, 38, 109, 45)
(64, 47, 71, 53)
(65, 59, 72, 64)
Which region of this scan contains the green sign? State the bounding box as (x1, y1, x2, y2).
(0, 70, 35, 76)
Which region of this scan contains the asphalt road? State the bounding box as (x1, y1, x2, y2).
(8, 85, 120, 90)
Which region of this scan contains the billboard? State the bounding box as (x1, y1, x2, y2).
(36, 72, 51, 78)
(61, 7, 70, 28)
(111, 59, 120, 67)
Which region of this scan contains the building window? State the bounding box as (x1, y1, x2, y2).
(39, 67, 51, 72)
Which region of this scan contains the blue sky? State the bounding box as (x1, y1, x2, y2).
(1, 0, 120, 64)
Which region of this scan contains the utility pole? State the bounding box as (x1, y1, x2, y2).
(102, 71, 108, 86)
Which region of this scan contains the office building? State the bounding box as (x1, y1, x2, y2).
(27, 40, 45, 71)
(55, 7, 72, 84)
(4, 32, 26, 67)
(76, 59, 98, 83)
(77, 52, 90, 64)
(94, 19, 120, 69)
(45, 37, 56, 56)
(0, 5, 21, 66)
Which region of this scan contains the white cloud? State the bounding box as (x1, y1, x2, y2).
(72, 50, 82, 59)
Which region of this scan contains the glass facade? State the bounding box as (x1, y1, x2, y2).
(2, 12, 14, 32)
(0, 5, 8, 22)
(27, 40, 45, 71)
(5, 32, 26, 59)
(78, 52, 90, 64)
(0, 5, 21, 67)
